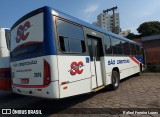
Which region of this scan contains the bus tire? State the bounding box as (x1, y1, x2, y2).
(140, 64, 142, 73)
(111, 70, 120, 90)
(137, 64, 142, 76)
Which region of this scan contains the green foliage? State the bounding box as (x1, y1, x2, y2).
(137, 21, 160, 36)
(126, 33, 140, 40)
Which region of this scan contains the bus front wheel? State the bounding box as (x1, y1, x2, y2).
(111, 70, 120, 90)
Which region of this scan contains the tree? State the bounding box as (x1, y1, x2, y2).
(137, 21, 160, 36)
(126, 33, 140, 39)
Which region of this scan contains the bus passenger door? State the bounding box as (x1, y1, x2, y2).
(87, 35, 104, 89)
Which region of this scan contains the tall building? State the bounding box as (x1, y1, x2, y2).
(93, 12, 121, 34)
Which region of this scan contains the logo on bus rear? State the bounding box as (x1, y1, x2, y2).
(68, 61, 84, 75)
(16, 21, 32, 43)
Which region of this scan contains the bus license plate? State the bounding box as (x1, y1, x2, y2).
(21, 78, 29, 84)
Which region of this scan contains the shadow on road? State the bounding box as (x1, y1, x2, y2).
(0, 74, 140, 116)
(0, 90, 96, 116)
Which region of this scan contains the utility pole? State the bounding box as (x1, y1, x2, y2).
(103, 6, 118, 33)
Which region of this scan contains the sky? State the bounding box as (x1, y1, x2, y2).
(1, 0, 160, 34)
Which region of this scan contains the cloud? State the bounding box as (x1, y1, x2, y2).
(84, 3, 100, 14)
(83, 3, 100, 22)
(123, 1, 160, 33)
(118, 0, 160, 34)
(128, 25, 139, 34)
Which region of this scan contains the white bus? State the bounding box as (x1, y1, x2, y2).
(0, 28, 11, 91)
(10, 6, 145, 99)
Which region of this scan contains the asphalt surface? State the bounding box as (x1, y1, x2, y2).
(0, 73, 160, 117)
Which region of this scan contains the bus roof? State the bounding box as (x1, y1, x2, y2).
(11, 6, 142, 46)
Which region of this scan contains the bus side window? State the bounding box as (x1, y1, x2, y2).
(130, 43, 136, 55)
(122, 41, 130, 55)
(110, 37, 123, 55)
(56, 19, 86, 53)
(87, 38, 93, 61)
(59, 36, 70, 52)
(104, 35, 112, 54)
(136, 45, 140, 55)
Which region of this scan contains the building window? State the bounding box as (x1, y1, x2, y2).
(56, 19, 86, 53)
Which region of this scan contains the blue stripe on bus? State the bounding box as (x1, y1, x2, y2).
(134, 56, 145, 65)
(43, 7, 57, 55)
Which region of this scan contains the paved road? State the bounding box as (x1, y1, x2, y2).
(0, 73, 160, 117)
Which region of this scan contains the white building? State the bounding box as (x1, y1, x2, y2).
(119, 30, 131, 37)
(93, 12, 120, 34)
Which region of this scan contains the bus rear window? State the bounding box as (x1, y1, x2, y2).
(11, 42, 44, 61)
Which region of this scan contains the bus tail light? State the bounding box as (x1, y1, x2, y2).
(0, 68, 11, 91)
(43, 60, 51, 85)
(61, 81, 69, 85)
(0, 68, 11, 79)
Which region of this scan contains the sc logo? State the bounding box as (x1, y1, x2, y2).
(69, 61, 84, 75)
(16, 21, 31, 43)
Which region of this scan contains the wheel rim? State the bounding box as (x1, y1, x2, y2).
(113, 72, 119, 87)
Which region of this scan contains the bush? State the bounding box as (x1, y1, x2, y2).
(147, 64, 160, 72)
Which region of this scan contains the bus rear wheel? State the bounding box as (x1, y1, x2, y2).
(137, 64, 142, 76)
(111, 70, 120, 90)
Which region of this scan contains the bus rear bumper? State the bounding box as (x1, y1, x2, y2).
(12, 81, 59, 99)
